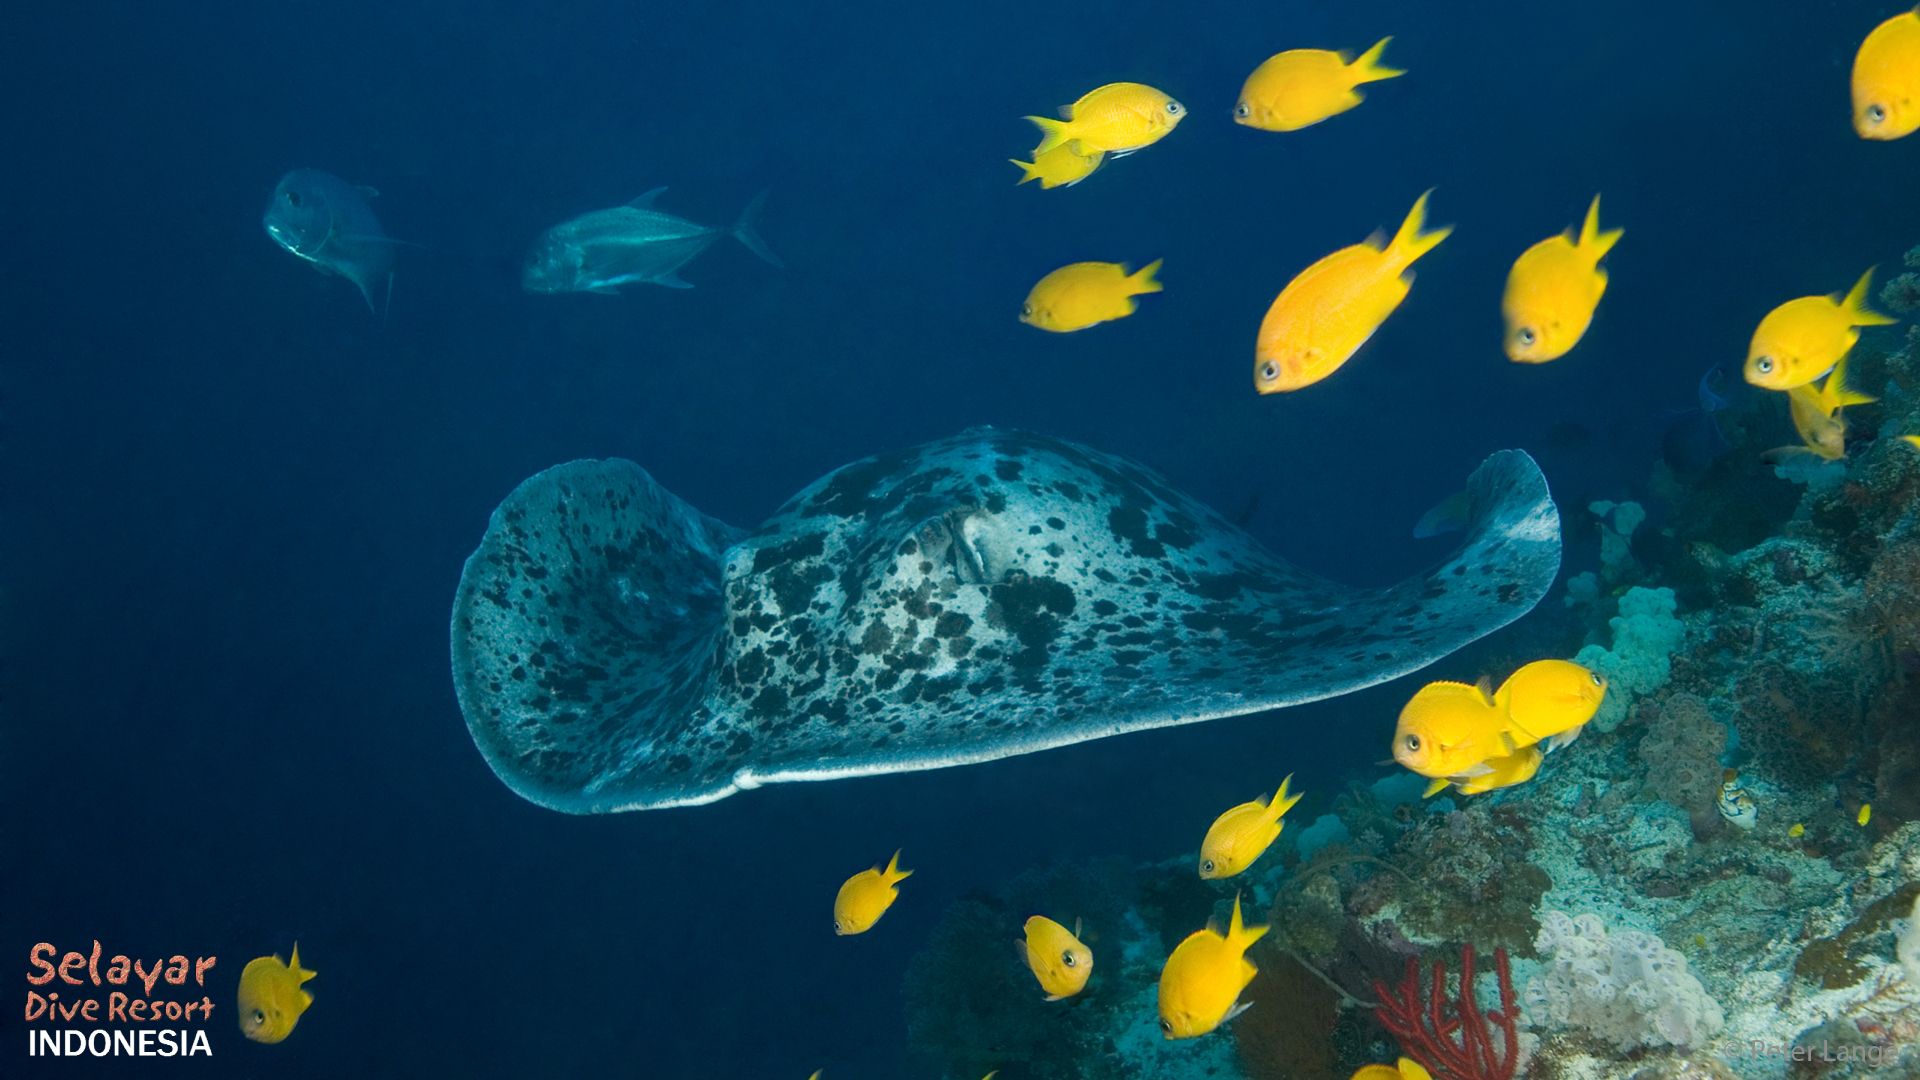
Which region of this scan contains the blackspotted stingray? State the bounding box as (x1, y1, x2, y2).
(451, 429, 1560, 811)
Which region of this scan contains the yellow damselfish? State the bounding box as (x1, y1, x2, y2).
(834, 850, 911, 935)
(1020, 915, 1093, 1001)
(1772, 353, 1877, 462)
(1198, 774, 1303, 879)
(1745, 268, 1896, 390)
(1021, 259, 1163, 332)
(1391, 680, 1506, 780)
(1789, 822, 1806, 838)
(1351, 1059, 1436, 1080)
(1158, 895, 1268, 1039)
(1009, 142, 1106, 189)
(1855, 9, 1920, 139)
(1027, 82, 1185, 156)
(1234, 38, 1404, 132)
(236, 943, 315, 1044)
(1503, 196, 1622, 363)
(1254, 191, 1451, 393)
(1423, 747, 1542, 798)
(1859, 804, 1873, 826)
(1494, 659, 1608, 751)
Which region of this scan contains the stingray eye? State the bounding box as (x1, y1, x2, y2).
(1755, 356, 1774, 375)
(1517, 327, 1536, 346)
(1061, 950, 1077, 967)
(1405, 734, 1421, 752)
(284, 191, 301, 207)
(1234, 102, 1251, 119)
(1201, 858, 1216, 874)
(1259, 360, 1278, 382)
(1869, 103, 1887, 124)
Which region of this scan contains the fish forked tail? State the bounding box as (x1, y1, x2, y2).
(882, 848, 913, 885)
(1822, 353, 1878, 410)
(1026, 115, 1075, 156)
(1838, 267, 1898, 327)
(1129, 258, 1165, 294)
(1266, 773, 1302, 822)
(1226, 894, 1270, 951)
(732, 190, 783, 269)
(1009, 158, 1042, 185)
(1385, 189, 1452, 272)
(1349, 37, 1406, 83)
(1577, 195, 1623, 262)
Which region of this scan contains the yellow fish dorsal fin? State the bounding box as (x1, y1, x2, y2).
(288, 942, 317, 985)
(1473, 675, 1496, 705)
(1348, 37, 1406, 83)
(1226, 894, 1271, 950)
(882, 849, 912, 884)
(1073, 916, 1083, 939)
(1397, 1058, 1435, 1080)
(1576, 194, 1623, 263)
(1838, 267, 1899, 327)
(1383, 189, 1453, 274)
(1422, 777, 1451, 798)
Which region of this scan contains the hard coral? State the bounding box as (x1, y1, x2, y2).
(1388, 806, 1550, 956)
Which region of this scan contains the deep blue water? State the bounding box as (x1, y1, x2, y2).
(8, 0, 1920, 1075)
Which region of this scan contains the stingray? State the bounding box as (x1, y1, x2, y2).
(451, 429, 1560, 812)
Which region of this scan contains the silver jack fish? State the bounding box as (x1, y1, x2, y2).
(263, 169, 403, 315)
(521, 188, 781, 294)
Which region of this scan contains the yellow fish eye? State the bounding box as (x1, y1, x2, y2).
(1404, 734, 1421, 751)
(1755, 356, 1774, 375)
(251, 1009, 265, 1026)
(1061, 950, 1077, 967)
(1021, 303, 1034, 318)
(1166, 101, 1184, 115)
(1234, 102, 1250, 119)
(1516, 327, 1536, 346)
(1159, 1018, 1173, 1035)
(1200, 858, 1216, 874)
(1258, 360, 1279, 382)
(1868, 103, 1887, 124)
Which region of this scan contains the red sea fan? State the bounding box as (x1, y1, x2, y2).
(1370, 945, 1519, 1080)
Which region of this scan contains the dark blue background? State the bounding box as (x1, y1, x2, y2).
(8, 1, 1917, 1075)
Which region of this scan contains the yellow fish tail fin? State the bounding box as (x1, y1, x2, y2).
(1266, 773, 1303, 821)
(1349, 37, 1406, 82)
(288, 942, 317, 985)
(1422, 777, 1452, 798)
(1130, 258, 1165, 295)
(1026, 115, 1074, 156)
(1226, 894, 1271, 950)
(1840, 267, 1899, 327)
(1385, 189, 1452, 272)
(1009, 158, 1040, 185)
(1902, 435, 1920, 450)
(1824, 354, 1879, 409)
(882, 849, 913, 884)
(1577, 194, 1623, 262)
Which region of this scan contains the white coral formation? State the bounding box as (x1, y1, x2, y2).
(1524, 911, 1724, 1051)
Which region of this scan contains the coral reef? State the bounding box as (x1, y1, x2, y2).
(1635, 693, 1729, 839)
(1372, 945, 1520, 1080)
(1573, 586, 1685, 732)
(1524, 911, 1723, 1051)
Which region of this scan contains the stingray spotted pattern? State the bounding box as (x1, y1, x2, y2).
(451, 429, 1560, 811)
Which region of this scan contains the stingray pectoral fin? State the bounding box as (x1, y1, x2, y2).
(451, 434, 1559, 812)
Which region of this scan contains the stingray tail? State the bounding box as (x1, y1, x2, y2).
(732, 191, 783, 269)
